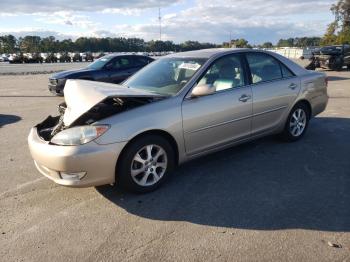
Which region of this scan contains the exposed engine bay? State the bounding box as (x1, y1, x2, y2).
(36, 96, 158, 141)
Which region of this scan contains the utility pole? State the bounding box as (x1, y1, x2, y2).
(229, 30, 232, 48)
(158, 7, 162, 41)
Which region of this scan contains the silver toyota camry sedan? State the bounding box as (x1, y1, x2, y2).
(28, 49, 328, 192)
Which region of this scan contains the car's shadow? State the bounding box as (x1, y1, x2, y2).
(96, 117, 350, 232)
(0, 114, 21, 128)
(328, 76, 350, 81)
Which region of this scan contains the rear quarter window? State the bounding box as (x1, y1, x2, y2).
(280, 63, 294, 78)
(134, 57, 153, 67)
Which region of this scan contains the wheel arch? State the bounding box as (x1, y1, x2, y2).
(293, 99, 312, 118)
(115, 129, 180, 179)
(282, 99, 312, 131)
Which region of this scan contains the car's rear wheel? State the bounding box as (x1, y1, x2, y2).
(281, 103, 310, 142)
(333, 58, 343, 71)
(117, 135, 175, 193)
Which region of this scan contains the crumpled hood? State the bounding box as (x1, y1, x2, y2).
(63, 80, 164, 126)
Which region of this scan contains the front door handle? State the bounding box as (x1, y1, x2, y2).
(239, 94, 251, 102)
(289, 83, 298, 90)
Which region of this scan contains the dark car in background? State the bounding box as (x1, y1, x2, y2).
(48, 54, 154, 95)
(307, 44, 350, 71)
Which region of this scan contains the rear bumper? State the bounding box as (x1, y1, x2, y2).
(28, 127, 127, 187)
(311, 93, 328, 117)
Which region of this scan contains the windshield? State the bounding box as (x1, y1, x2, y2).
(87, 56, 112, 70)
(123, 57, 207, 95)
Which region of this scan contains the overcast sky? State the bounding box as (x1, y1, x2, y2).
(0, 0, 336, 44)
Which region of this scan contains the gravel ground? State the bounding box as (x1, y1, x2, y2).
(0, 70, 349, 262)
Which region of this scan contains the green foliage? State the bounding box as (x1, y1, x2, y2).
(262, 42, 273, 48)
(20, 36, 44, 52)
(321, 22, 338, 45)
(331, 0, 350, 29)
(276, 37, 321, 47)
(337, 26, 350, 43)
(322, 0, 350, 45)
(178, 41, 217, 51)
(230, 38, 249, 48)
(277, 38, 294, 47)
(0, 35, 17, 53)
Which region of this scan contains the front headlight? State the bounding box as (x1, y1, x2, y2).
(51, 125, 109, 146)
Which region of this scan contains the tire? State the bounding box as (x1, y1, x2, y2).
(305, 61, 316, 70)
(117, 135, 175, 193)
(335, 63, 343, 71)
(281, 103, 310, 142)
(333, 58, 343, 71)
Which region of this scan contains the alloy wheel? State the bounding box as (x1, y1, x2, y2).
(130, 144, 168, 186)
(289, 108, 307, 137)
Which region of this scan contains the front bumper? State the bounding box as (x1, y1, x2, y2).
(28, 127, 127, 187)
(48, 79, 66, 95)
(48, 84, 64, 95)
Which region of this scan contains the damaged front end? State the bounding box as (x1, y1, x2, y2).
(35, 79, 166, 143)
(36, 96, 160, 142)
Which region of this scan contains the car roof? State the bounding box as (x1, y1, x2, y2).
(167, 48, 308, 77)
(322, 45, 342, 48)
(167, 48, 251, 59)
(103, 53, 152, 59)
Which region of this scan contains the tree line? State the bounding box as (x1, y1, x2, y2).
(0, 35, 219, 54)
(0, 34, 327, 54)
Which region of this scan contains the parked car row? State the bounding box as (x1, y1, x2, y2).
(2, 52, 95, 64)
(28, 49, 328, 193)
(0, 51, 175, 64)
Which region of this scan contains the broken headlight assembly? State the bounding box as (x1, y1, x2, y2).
(50, 125, 109, 146)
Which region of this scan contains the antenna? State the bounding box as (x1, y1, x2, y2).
(158, 7, 162, 41)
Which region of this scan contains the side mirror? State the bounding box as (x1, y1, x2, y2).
(191, 84, 216, 97)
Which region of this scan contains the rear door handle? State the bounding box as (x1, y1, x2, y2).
(239, 94, 251, 102)
(289, 83, 298, 90)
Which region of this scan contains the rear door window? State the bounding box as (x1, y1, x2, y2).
(133, 56, 153, 67)
(246, 53, 283, 84)
(112, 57, 132, 70)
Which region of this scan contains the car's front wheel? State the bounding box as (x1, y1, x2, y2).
(281, 103, 310, 142)
(117, 135, 175, 193)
